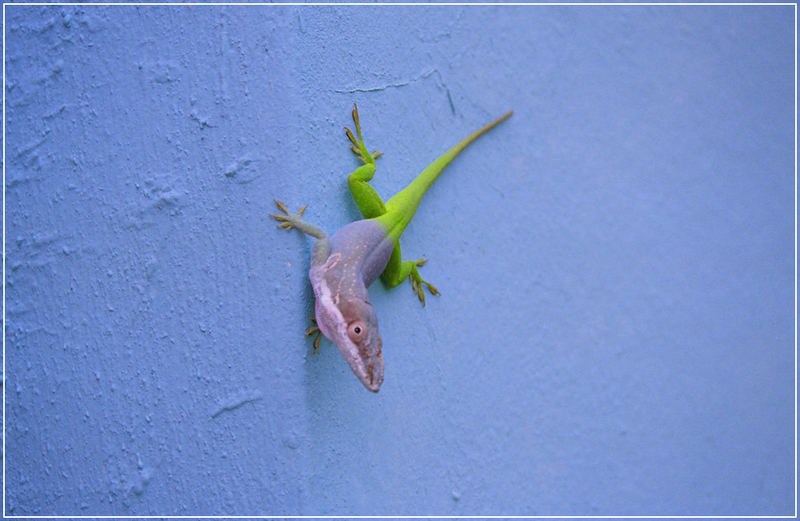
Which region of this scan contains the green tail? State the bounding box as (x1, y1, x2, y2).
(379, 110, 513, 239)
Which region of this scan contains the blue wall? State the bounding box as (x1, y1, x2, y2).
(5, 4, 795, 516)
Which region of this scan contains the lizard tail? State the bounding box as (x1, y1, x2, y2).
(384, 110, 513, 228)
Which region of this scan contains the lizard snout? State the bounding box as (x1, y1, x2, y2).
(363, 352, 384, 393)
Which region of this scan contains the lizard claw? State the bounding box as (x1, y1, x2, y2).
(345, 104, 381, 165)
(345, 127, 359, 147)
(408, 259, 440, 307)
(305, 316, 323, 353)
(270, 200, 308, 231)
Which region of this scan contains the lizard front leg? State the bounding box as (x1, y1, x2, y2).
(270, 200, 330, 266)
(305, 317, 323, 353)
(271, 201, 331, 351)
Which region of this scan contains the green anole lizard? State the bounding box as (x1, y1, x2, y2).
(272, 105, 512, 392)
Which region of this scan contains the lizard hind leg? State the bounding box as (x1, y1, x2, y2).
(345, 103, 382, 165)
(344, 104, 388, 219)
(406, 259, 440, 306)
(409, 258, 440, 303)
(381, 242, 441, 306)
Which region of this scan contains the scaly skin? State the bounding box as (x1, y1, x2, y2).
(272, 105, 512, 392)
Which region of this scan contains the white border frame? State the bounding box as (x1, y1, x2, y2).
(2, 2, 796, 519)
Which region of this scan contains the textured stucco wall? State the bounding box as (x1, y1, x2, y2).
(5, 4, 795, 516)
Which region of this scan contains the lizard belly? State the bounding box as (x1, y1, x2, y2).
(328, 218, 394, 287)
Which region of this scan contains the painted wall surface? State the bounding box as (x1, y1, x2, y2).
(5, 4, 795, 516)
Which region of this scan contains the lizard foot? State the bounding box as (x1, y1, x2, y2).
(305, 317, 323, 353)
(345, 103, 382, 165)
(409, 259, 440, 307)
(270, 200, 308, 231)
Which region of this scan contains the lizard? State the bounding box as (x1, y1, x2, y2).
(271, 104, 512, 392)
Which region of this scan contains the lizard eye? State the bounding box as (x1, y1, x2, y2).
(347, 321, 366, 342)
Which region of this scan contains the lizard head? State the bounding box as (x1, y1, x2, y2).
(314, 295, 384, 392)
